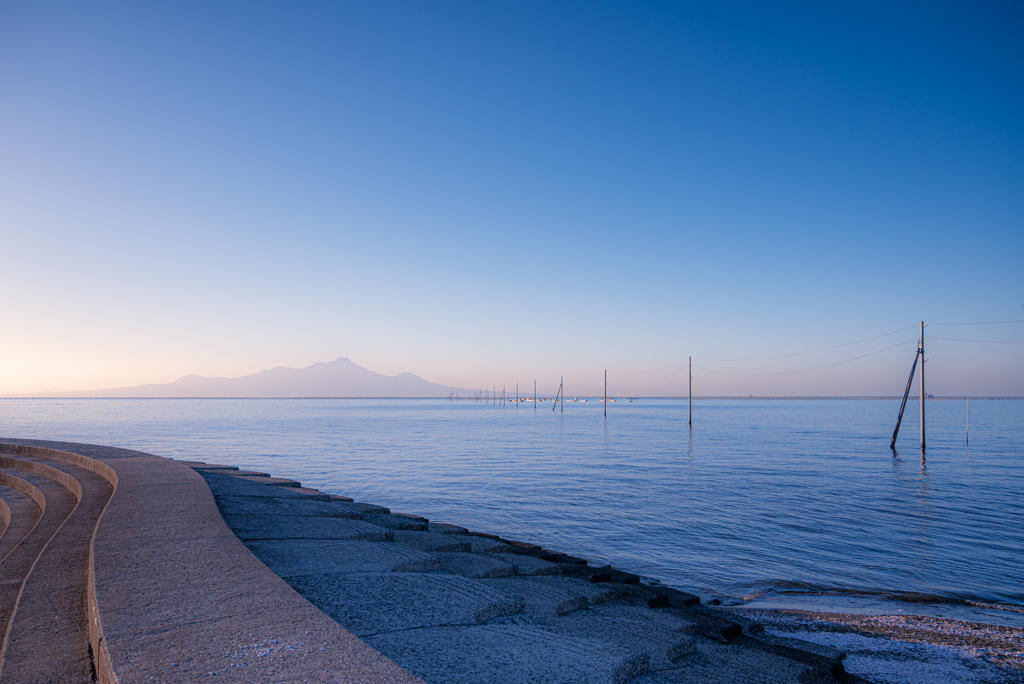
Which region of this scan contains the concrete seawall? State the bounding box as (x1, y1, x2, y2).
(0, 438, 859, 683)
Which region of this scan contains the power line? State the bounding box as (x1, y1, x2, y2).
(566, 370, 606, 383)
(608, 366, 690, 385)
(612, 360, 688, 375)
(693, 339, 917, 377)
(563, 321, 1021, 389)
(693, 326, 917, 362)
(929, 336, 1024, 345)
(929, 319, 1024, 326)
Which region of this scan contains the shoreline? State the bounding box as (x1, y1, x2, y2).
(190, 458, 1023, 684)
(0, 436, 1018, 683)
(727, 608, 1024, 683)
(3, 395, 1023, 400)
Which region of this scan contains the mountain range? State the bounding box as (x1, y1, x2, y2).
(35, 358, 461, 398)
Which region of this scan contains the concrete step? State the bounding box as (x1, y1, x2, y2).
(215, 494, 364, 519)
(222, 513, 393, 542)
(366, 623, 651, 684)
(0, 476, 45, 565)
(247, 539, 443, 577)
(288, 572, 526, 637)
(200, 469, 334, 500)
(0, 455, 115, 683)
(0, 465, 80, 668)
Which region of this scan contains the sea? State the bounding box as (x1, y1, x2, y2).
(2, 397, 1021, 626)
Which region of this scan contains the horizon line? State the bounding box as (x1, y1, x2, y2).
(1, 396, 1021, 401)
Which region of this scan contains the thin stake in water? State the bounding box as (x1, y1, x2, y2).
(920, 321, 926, 452)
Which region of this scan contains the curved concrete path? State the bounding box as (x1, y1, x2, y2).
(0, 438, 860, 684)
(0, 439, 421, 684)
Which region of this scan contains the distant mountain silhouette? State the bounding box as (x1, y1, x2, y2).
(38, 358, 462, 398)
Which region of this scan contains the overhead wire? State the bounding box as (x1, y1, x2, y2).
(929, 319, 1024, 326)
(559, 320, 1020, 391)
(692, 338, 917, 377)
(608, 366, 689, 385)
(929, 337, 1024, 345)
(693, 326, 918, 362)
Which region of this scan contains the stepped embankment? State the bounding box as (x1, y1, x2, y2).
(0, 438, 860, 683)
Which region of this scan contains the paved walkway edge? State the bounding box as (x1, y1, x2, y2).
(0, 439, 424, 684)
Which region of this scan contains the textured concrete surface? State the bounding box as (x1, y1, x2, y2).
(0, 467, 82, 677)
(393, 529, 508, 553)
(0, 437, 858, 684)
(366, 623, 651, 684)
(0, 438, 423, 684)
(249, 539, 443, 576)
(0, 479, 42, 565)
(433, 551, 517, 578)
(195, 463, 858, 684)
(223, 513, 394, 541)
(289, 572, 526, 636)
(1, 457, 113, 682)
(478, 575, 618, 617)
(216, 494, 364, 518)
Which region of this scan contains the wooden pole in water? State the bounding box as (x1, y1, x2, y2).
(688, 356, 692, 428)
(890, 349, 919, 449)
(604, 370, 607, 417)
(966, 396, 970, 444)
(920, 321, 926, 452)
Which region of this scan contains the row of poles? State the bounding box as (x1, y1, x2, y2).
(454, 322, 952, 451)
(449, 356, 698, 429)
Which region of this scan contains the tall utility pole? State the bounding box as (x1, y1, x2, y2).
(920, 321, 926, 452)
(688, 356, 692, 428)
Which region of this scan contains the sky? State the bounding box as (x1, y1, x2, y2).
(1, 1, 1022, 396)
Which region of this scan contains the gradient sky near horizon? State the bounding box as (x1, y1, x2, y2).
(1, 1, 1022, 396)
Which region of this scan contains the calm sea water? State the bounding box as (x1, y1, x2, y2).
(2, 398, 1021, 620)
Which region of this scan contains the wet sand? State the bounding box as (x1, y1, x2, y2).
(728, 608, 1024, 683)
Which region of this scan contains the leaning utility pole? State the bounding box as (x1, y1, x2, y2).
(890, 347, 919, 449)
(920, 321, 926, 452)
(891, 321, 927, 451)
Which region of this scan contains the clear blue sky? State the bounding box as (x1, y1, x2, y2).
(1, 1, 1021, 395)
